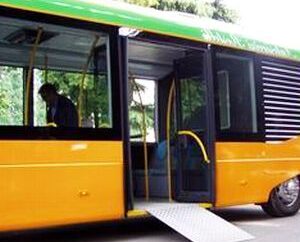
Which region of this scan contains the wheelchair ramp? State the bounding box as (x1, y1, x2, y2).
(145, 203, 254, 242)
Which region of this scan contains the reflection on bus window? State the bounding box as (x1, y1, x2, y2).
(216, 53, 257, 134)
(217, 70, 230, 130)
(0, 66, 23, 126)
(179, 77, 206, 131)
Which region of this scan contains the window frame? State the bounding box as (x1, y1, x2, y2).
(0, 7, 122, 140)
(212, 46, 265, 142)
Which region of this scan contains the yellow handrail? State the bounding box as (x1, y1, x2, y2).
(178, 130, 210, 163)
(78, 35, 100, 127)
(25, 27, 43, 126)
(46, 122, 57, 127)
(166, 80, 175, 202)
(44, 54, 48, 83)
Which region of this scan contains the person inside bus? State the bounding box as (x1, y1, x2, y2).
(38, 83, 79, 127)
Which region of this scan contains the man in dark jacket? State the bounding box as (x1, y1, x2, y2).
(38, 83, 79, 127)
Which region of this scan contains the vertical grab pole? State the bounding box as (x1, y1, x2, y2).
(44, 54, 48, 83)
(132, 79, 149, 201)
(166, 80, 175, 202)
(25, 27, 43, 126)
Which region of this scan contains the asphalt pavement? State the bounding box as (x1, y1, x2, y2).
(1, 205, 300, 242)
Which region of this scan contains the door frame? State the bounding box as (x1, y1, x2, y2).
(173, 47, 216, 203)
(123, 32, 216, 209)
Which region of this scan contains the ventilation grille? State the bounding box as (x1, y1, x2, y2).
(262, 60, 300, 142)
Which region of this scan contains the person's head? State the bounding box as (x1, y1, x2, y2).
(38, 83, 58, 105)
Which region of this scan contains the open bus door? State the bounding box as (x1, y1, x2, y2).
(173, 50, 215, 203)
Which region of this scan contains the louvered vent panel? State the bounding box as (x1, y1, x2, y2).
(262, 60, 300, 142)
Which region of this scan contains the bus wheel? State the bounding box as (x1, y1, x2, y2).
(261, 176, 300, 217)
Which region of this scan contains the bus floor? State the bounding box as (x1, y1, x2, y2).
(133, 198, 173, 210)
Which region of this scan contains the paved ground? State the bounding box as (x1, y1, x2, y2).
(2, 205, 300, 242)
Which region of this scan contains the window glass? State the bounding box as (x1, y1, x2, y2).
(129, 79, 156, 142)
(217, 70, 230, 129)
(216, 53, 257, 133)
(0, 66, 23, 125)
(0, 15, 112, 129)
(33, 33, 111, 128)
(179, 77, 206, 131)
(34, 69, 111, 128)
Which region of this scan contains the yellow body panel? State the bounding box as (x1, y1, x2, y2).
(216, 138, 300, 207)
(0, 141, 124, 232)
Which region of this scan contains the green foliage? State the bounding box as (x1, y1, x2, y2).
(129, 103, 155, 139)
(180, 77, 205, 128)
(118, 0, 238, 23)
(122, 0, 158, 7)
(208, 0, 238, 23)
(154, 0, 198, 14)
(0, 87, 9, 120)
(0, 66, 23, 125)
(129, 79, 155, 141)
(34, 69, 46, 126)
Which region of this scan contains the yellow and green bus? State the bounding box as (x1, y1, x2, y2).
(0, 0, 300, 233)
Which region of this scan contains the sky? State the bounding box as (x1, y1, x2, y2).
(220, 0, 300, 49)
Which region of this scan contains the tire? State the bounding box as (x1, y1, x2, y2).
(261, 176, 300, 217)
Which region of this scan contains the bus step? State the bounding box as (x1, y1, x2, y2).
(145, 203, 254, 242)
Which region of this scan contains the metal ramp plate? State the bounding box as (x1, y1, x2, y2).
(144, 203, 254, 242)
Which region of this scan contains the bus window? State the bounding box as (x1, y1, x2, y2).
(217, 70, 230, 130)
(0, 66, 23, 126)
(34, 69, 111, 128)
(29, 29, 112, 128)
(1, 15, 112, 129)
(216, 53, 257, 134)
(129, 79, 156, 142)
(0, 14, 116, 140)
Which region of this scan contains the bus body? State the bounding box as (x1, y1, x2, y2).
(0, 0, 300, 233)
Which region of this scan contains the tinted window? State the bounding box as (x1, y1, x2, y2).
(216, 53, 257, 134)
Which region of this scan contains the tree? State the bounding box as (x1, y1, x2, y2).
(208, 0, 238, 23)
(129, 78, 155, 141)
(154, 0, 198, 15)
(121, 0, 158, 7)
(118, 0, 238, 23)
(0, 67, 23, 125)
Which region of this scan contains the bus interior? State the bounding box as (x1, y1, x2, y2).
(0, 15, 113, 129)
(127, 37, 213, 205)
